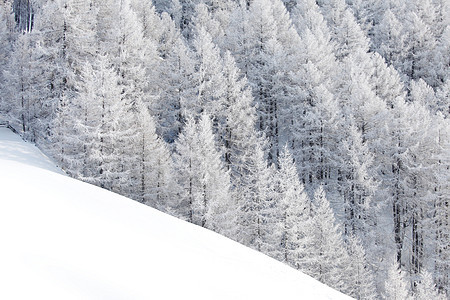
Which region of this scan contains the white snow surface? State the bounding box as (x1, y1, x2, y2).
(0, 127, 352, 300)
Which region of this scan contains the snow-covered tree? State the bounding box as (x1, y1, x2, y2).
(174, 114, 235, 237)
(373, 9, 406, 75)
(131, 100, 176, 213)
(430, 116, 450, 295)
(12, 0, 34, 32)
(370, 52, 406, 108)
(276, 146, 312, 267)
(402, 9, 437, 87)
(234, 0, 303, 164)
(32, 0, 97, 173)
(338, 119, 378, 241)
(188, 25, 226, 127)
(346, 235, 379, 300)
(2, 33, 33, 133)
(0, 4, 14, 112)
(96, 0, 155, 109)
(316, 0, 369, 61)
(239, 141, 278, 257)
(293, 84, 344, 211)
(169, 0, 199, 40)
(190, 2, 223, 46)
(73, 55, 138, 195)
(152, 12, 196, 142)
(220, 50, 260, 179)
(384, 260, 412, 300)
(415, 270, 446, 300)
(307, 186, 351, 294)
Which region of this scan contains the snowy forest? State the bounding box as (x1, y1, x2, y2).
(0, 0, 448, 298)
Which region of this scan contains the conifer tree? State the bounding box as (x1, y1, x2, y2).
(308, 186, 351, 294)
(338, 119, 378, 241)
(173, 116, 199, 222)
(173, 114, 235, 237)
(132, 100, 177, 212)
(96, 0, 155, 108)
(190, 3, 223, 46)
(188, 25, 226, 128)
(169, 0, 199, 40)
(293, 84, 343, 211)
(32, 0, 97, 174)
(239, 141, 278, 257)
(2, 33, 33, 134)
(0, 5, 14, 115)
(373, 8, 406, 72)
(316, 0, 369, 61)
(346, 235, 379, 300)
(435, 70, 449, 117)
(221, 50, 259, 179)
(410, 79, 439, 113)
(276, 146, 312, 267)
(429, 114, 450, 295)
(235, 0, 303, 164)
(384, 260, 412, 300)
(73, 55, 138, 195)
(370, 52, 406, 108)
(402, 10, 437, 87)
(415, 271, 446, 300)
(152, 13, 196, 142)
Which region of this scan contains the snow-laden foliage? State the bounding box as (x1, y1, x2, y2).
(1, 0, 449, 298)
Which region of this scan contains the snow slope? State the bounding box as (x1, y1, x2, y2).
(0, 127, 352, 300)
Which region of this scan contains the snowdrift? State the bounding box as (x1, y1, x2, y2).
(0, 127, 351, 299)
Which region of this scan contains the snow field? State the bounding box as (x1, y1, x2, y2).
(0, 128, 351, 299)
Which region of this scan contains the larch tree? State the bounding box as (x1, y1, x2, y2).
(173, 114, 235, 237)
(384, 260, 412, 300)
(383, 97, 444, 287)
(190, 3, 223, 46)
(346, 235, 379, 300)
(292, 84, 344, 216)
(415, 270, 446, 300)
(421, 111, 450, 295)
(235, 0, 303, 165)
(308, 186, 352, 295)
(373, 8, 406, 75)
(402, 10, 437, 87)
(73, 55, 137, 195)
(12, 0, 34, 32)
(134, 99, 177, 212)
(188, 24, 226, 131)
(129, 0, 162, 97)
(370, 52, 406, 108)
(96, 0, 155, 109)
(410, 79, 439, 114)
(168, 0, 199, 40)
(32, 0, 97, 174)
(276, 146, 312, 268)
(435, 78, 449, 116)
(220, 50, 261, 190)
(239, 140, 279, 258)
(338, 118, 378, 243)
(2, 33, 33, 134)
(196, 114, 235, 237)
(173, 116, 199, 222)
(219, 50, 282, 250)
(0, 3, 14, 115)
(152, 12, 196, 143)
(316, 0, 370, 61)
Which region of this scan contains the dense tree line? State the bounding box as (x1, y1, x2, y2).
(0, 0, 448, 298)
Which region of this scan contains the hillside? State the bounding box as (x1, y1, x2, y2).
(0, 127, 351, 300)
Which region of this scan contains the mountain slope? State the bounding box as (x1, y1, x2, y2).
(0, 127, 351, 300)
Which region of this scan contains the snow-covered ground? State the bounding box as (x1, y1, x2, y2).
(0, 127, 351, 300)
